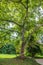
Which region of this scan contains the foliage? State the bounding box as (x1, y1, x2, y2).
(0, 44, 16, 54)
(27, 44, 42, 57)
(0, 0, 43, 57)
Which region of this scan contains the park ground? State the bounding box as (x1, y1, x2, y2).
(0, 54, 43, 65)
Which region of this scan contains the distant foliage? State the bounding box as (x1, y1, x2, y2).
(0, 44, 16, 54)
(27, 44, 42, 57)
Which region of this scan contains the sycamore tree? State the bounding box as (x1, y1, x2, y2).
(0, 0, 43, 58)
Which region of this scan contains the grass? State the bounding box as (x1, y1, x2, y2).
(34, 53, 43, 58)
(0, 58, 40, 65)
(26, 53, 43, 58)
(35, 55, 43, 59)
(0, 54, 41, 65)
(0, 54, 18, 58)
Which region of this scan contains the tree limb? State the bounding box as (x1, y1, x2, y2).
(0, 19, 22, 27)
(20, 2, 27, 9)
(0, 27, 20, 34)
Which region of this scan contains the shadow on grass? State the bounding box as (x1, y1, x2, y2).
(0, 57, 41, 65)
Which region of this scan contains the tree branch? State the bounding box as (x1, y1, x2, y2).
(25, 23, 43, 43)
(0, 19, 22, 27)
(20, 2, 27, 9)
(0, 27, 20, 34)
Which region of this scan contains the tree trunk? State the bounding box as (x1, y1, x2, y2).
(20, 0, 28, 59)
(20, 26, 25, 59)
(20, 41, 26, 59)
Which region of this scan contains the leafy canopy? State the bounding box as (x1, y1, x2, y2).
(0, 0, 43, 48)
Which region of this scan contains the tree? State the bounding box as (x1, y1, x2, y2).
(0, 0, 43, 59)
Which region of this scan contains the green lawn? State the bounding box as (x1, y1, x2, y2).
(0, 54, 43, 58)
(0, 54, 41, 65)
(0, 54, 17, 58)
(35, 55, 43, 58)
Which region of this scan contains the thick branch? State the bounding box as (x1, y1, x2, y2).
(0, 19, 22, 27)
(0, 27, 20, 34)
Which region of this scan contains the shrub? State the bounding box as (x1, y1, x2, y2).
(0, 44, 16, 54)
(27, 44, 42, 57)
